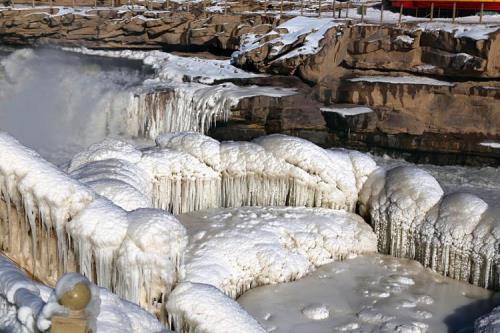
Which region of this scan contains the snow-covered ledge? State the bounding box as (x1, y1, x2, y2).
(0, 132, 187, 316)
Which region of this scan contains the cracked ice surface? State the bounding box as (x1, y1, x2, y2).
(359, 165, 500, 289)
(69, 132, 377, 214)
(238, 254, 499, 333)
(0, 256, 169, 333)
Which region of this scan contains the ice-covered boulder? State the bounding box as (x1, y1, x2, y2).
(166, 282, 266, 333)
(359, 165, 444, 257)
(360, 165, 500, 289)
(0, 132, 187, 313)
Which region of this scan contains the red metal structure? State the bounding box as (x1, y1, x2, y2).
(392, 0, 500, 11)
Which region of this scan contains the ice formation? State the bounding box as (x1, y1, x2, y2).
(69, 132, 377, 214)
(62, 48, 297, 139)
(0, 132, 186, 313)
(0, 256, 169, 333)
(178, 207, 377, 299)
(359, 165, 500, 289)
(239, 254, 499, 333)
(166, 282, 265, 333)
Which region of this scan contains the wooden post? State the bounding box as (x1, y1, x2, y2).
(398, 2, 403, 25)
(264, 0, 268, 13)
(225, 0, 227, 15)
(380, 3, 383, 23)
(300, 0, 303, 15)
(187, 0, 190, 12)
(72, 0, 75, 8)
(360, 3, 364, 22)
(415, 7, 418, 17)
(111, 0, 114, 7)
(332, 0, 335, 17)
(345, 0, 349, 18)
(32, 0, 34, 8)
(452, 2, 456, 23)
(479, 2, 484, 23)
(338, 7, 341, 18)
(280, 0, 283, 16)
(430, 2, 434, 21)
(318, 0, 321, 17)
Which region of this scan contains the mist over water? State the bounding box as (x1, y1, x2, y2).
(0, 48, 146, 165)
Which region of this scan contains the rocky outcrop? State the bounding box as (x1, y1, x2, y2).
(234, 19, 500, 79)
(0, 7, 277, 52)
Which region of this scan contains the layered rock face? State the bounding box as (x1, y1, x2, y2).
(0, 8, 276, 52)
(233, 18, 500, 165)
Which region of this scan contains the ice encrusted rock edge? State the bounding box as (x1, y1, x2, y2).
(62, 48, 297, 138)
(359, 165, 500, 289)
(0, 132, 187, 315)
(68, 132, 378, 214)
(0, 256, 169, 333)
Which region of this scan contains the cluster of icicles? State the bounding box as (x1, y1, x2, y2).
(359, 166, 500, 289)
(68, 131, 376, 215)
(0, 132, 186, 317)
(0, 130, 499, 333)
(125, 85, 237, 140)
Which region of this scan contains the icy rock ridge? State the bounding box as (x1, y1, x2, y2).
(0, 132, 187, 314)
(70, 132, 378, 214)
(0, 256, 168, 333)
(360, 165, 500, 289)
(63, 48, 296, 139)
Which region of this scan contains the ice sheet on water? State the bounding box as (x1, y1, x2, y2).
(238, 254, 500, 333)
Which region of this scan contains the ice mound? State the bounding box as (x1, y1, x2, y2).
(70, 132, 376, 214)
(178, 207, 377, 299)
(0, 131, 95, 279)
(0, 132, 187, 312)
(115, 209, 187, 314)
(0, 256, 168, 333)
(360, 165, 500, 289)
(166, 282, 266, 333)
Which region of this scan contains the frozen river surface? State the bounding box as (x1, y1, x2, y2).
(239, 254, 500, 333)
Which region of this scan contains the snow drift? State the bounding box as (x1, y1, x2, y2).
(360, 165, 500, 289)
